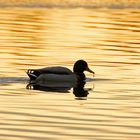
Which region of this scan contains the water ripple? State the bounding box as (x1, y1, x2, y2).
(0, 8, 140, 140)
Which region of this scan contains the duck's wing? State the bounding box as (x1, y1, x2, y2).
(27, 67, 72, 81)
(37, 67, 72, 74)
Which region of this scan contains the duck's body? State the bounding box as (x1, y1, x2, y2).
(27, 66, 73, 79)
(27, 60, 95, 87)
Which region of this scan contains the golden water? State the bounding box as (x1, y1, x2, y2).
(0, 8, 140, 140)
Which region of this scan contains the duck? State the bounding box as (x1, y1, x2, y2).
(26, 60, 95, 86)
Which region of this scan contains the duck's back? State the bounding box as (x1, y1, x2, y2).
(34, 66, 72, 75)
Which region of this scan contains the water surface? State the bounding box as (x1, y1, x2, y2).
(0, 7, 140, 140)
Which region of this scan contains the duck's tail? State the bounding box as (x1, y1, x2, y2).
(26, 70, 38, 81)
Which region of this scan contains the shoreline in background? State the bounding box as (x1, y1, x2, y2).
(0, 0, 140, 9)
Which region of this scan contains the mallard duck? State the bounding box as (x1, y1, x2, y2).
(27, 60, 95, 85)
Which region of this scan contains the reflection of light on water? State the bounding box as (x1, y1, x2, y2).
(0, 8, 140, 140)
(0, 8, 140, 77)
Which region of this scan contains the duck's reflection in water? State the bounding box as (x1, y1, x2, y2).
(73, 81, 92, 100)
(26, 83, 71, 93)
(26, 80, 94, 100)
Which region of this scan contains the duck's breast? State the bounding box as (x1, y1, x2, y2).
(34, 73, 77, 88)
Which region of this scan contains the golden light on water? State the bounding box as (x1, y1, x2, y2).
(0, 4, 140, 140)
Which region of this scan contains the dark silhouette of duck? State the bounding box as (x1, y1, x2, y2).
(27, 60, 95, 86)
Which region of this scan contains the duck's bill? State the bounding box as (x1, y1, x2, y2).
(86, 67, 95, 74)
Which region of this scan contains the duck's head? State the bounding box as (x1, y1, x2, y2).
(73, 60, 95, 75)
